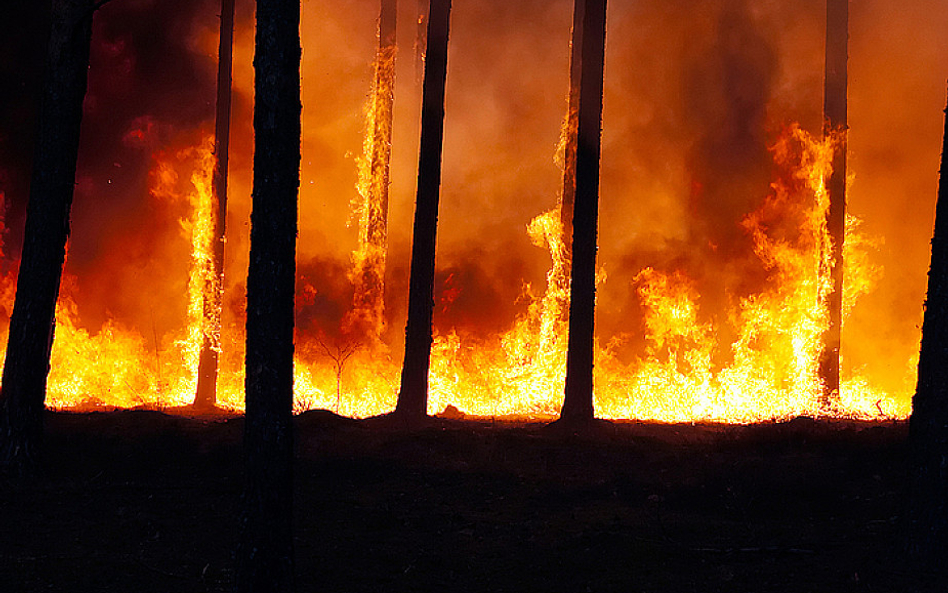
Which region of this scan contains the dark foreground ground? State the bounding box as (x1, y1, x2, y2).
(0, 410, 939, 592)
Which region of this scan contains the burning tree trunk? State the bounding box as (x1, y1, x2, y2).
(559, 0, 607, 424)
(906, 87, 948, 572)
(193, 0, 236, 411)
(234, 0, 300, 589)
(414, 0, 428, 87)
(818, 0, 847, 407)
(348, 0, 397, 342)
(559, 0, 584, 257)
(395, 0, 452, 422)
(0, 0, 96, 469)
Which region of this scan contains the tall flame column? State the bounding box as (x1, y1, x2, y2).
(560, 0, 607, 423)
(349, 0, 398, 341)
(234, 0, 300, 588)
(907, 86, 948, 572)
(194, 0, 236, 410)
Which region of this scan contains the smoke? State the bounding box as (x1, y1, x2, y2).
(592, 0, 810, 359)
(620, 0, 782, 345)
(0, 0, 49, 251)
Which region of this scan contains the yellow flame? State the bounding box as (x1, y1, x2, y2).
(347, 22, 398, 342)
(0, 124, 912, 422)
(182, 136, 220, 379)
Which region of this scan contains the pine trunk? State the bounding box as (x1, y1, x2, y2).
(560, 0, 607, 423)
(0, 0, 95, 469)
(194, 0, 236, 411)
(559, 0, 584, 256)
(818, 0, 847, 406)
(233, 0, 300, 589)
(906, 87, 948, 571)
(395, 0, 452, 422)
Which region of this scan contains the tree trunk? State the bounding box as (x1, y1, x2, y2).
(414, 0, 429, 88)
(194, 0, 236, 411)
(233, 0, 300, 589)
(906, 86, 948, 571)
(0, 0, 95, 469)
(395, 0, 452, 422)
(560, 0, 607, 424)
(349, 0, 397, 341)
(818, 0, 847, 407)
(559, 0, 584, 256)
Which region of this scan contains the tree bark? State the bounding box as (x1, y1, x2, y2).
(560, 0, 607, 424)
(233, 0, 300, 590)
(194, 0, 236, 411)
(906, 86, 948, 571)
(0, 0, 95, 469)
(395, 0, 452, 422)
(818, 0, 847, 407)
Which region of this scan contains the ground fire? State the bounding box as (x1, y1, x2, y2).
(0, 0, 945, 423)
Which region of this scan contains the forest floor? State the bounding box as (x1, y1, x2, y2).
(0, 409, 939, 592)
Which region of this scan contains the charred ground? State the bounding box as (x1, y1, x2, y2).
(0, 410, 933, 592)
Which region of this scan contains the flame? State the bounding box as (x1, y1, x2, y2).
(286, 123, 904, 422)
(0, 135, 244, 411)
(0, 123, 912, 421)
(347, 10, 398, 343)
(179, 136, 219, 393)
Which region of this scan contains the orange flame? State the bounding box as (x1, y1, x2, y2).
(347, 15, 398, 344)
(0, 124, 910, 422)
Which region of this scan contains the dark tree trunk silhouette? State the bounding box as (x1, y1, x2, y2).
(906, 87, 948, 571)
(395, 0, 452, 423)
(234, 0, 300, 589)
(818, 0, 847, 407)
(0, 0, 95, 469)
(194, 0, 236, 411)
(559, 0, 607, 424)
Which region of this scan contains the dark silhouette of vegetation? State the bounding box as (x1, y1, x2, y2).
(395, 0, 453, 424)
(906, 86, 948, 573)
(316, 333, 359, 413)
(0, 0, 98, 469)
(234, 0, 300, 589)
(559, 0, 607, 425)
